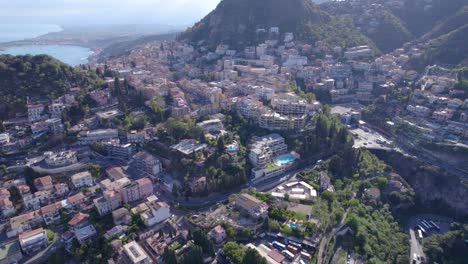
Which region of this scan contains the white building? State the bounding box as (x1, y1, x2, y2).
(79, 129, 119, 144)
(0, 133, 10, 145)
(44, 150, 77, 167)
(71, 171, 94, 188)
(249, 134, 288, 168)
(121, 241, 152, 264)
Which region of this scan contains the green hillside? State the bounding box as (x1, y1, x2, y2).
(321, 1, 412, 53)
(422, 4, 468, 41)
(180, 0, 371, 49)
(0, 54, 100, 118)
(419, 24, 468, 67)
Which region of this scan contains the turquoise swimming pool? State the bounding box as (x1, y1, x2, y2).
(276, 154, 296, 165)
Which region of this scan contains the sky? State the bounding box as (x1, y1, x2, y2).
(0, 0, 221, 26)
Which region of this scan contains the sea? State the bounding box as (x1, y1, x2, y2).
(0, 24, 93, 66)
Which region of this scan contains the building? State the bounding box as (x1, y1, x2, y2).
(67, 192, 86, 207)
(27, 103, 44, 123)
(235, 193, 269, 219)
(106, 166, 129, 181)
(68, 212, 90, 231)
(48, 103, 66, 119)
(249, 134, 288, 168)
(136, 178, 154, 199)
(104, 140, 136, 160)
(44, 150, 77, 167)
(113, 208, 132, 225)
(34, 176, 53, 191)
(121, 241, 152, 264)
(138, 197, 171, 227)
(208, 225, 226, 244)
(127, 130, 146, 144)
(18, 228, 48, 255)
(170, 139, 207, 156)
(71, 171, 94, 188)
(271, 181, 318, 201)
(130, 151, 162, 179)
(93, 190, 122, 216)
(53, 183, 69, 197)
(197, 119, 224, 133)
(74, 225, 97, 245)
(79, 129, 119, 144)
(0, 133, 10, 145)
(121, 182, 141, 204)
(40, 202, 62, 225)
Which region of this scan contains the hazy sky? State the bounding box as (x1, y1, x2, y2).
(0, 0, 221, 26)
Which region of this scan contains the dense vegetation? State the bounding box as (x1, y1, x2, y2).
(423, 223, 468, 264)
(181, 0, 371, 49)
(321, 1, 412, 53)
(417, 24, 468, 67)
(346, 204, 409, 263)
(223, 242, 268, 264)
(0, 54, 101, 118)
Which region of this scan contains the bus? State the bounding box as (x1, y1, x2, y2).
(413, 253, 418, 264)
(430, 220, 441, 231)
(282, 250, 295, 260)
(417, 225, 426, 234)
(418, 229, 423, 241)
(300, 251, 312, 260)
(272, 241, 286, 251)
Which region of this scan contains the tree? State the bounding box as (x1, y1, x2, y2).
(243, 248, 267, 264)
(88, 164, 102, 179)
(193, 230, 215, 256)
(223, 242, 245, 264)
(217, 137, 225, 153)
(183, 245, 203, 264)
(0, 120, 5, 132)
(163, 247, 177, 264)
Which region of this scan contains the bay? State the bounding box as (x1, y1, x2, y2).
(0, 45, 93, 66)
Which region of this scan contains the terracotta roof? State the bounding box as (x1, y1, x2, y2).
(19, 228, 44, 240)
(268, 249, 285, 263)
(68, 192, 86, 204)
(18, 185, 30, 194)
(68, 212, 90, 226)
(40, 203, 61, 215)
(135, 177, 152, 186)
(34, 176, 52, 187)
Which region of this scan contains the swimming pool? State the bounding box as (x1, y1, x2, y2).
(226, 144, 238, 152)
(276, 154, 296, 165)
(289, 222, 301, 229)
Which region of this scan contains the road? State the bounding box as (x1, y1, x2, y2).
(155, 163, 318, 209)
(409, 228, 425, 264)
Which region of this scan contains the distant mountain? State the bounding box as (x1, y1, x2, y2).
(98, 32, 177, 62)
(0, 55, 99, 118)
(180, 0, 371, 49)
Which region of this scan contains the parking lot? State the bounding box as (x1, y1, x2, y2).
(349, 127, 393, 150)
(407, 214, 454, 264)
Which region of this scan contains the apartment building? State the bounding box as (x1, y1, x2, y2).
(78, 129, 119, 144)
(18, 228, 48, 255)
(71, 171, 94, 188)
(121, 241, 152, 264)
(249, 134, 287, 168)
(130, 151, 162, 179)
(235, 193, 269, 219)
(104, 140, 136, 160)
(93, 190, 122, 216)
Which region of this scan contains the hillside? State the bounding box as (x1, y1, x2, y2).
(422, 4, 468, 41)
(418, 24, 468, 67)
(0, 54, 100, 118)
(389, 0, 467, 37)
(180, 0, 371, 49)
(321, 1, 412, 53)
(98, 32, 177, 62)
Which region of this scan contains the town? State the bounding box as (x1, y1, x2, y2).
(0, 4, 467, 264)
